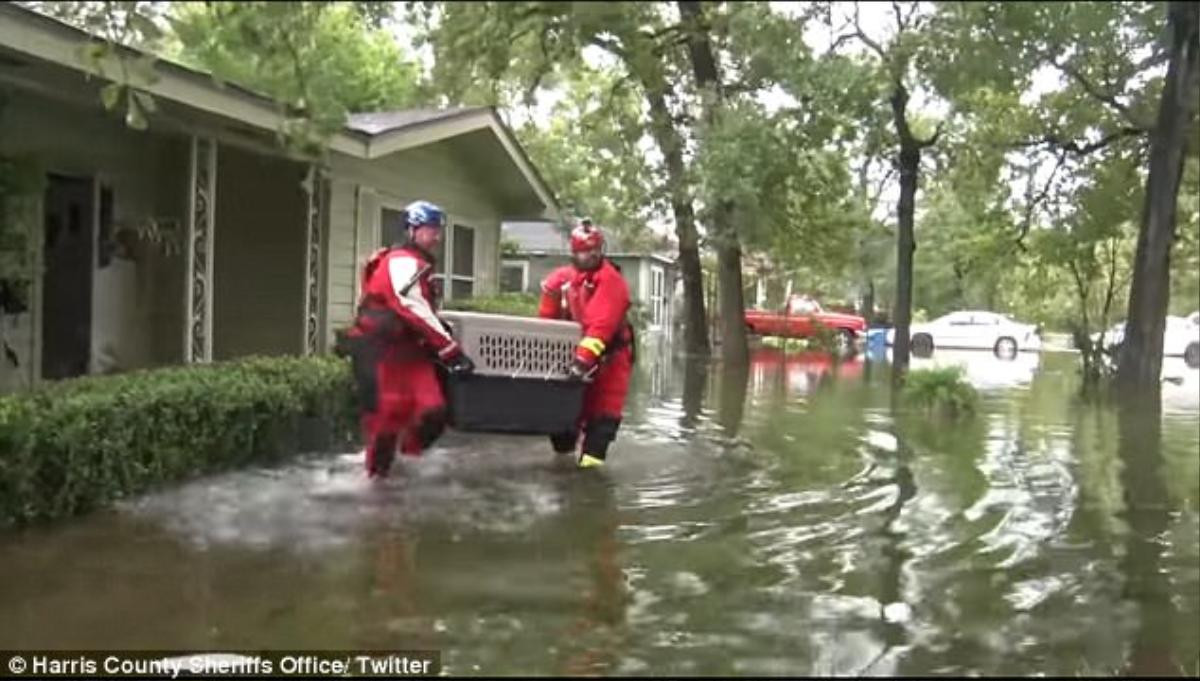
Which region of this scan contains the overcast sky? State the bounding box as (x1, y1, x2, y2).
(388, 2, 1071, 234)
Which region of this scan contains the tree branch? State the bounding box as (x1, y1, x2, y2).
(1051, 57, 1149, 130)
(915, 119, 944, 149)
(891, 0, 906, 32)
(850, 1, 888, 61)
(602, 72, 635, 114)
(903, 1, 921, 32)
(1132, 48, 1169, 74)
(1017, 151, 1067, 248)
(1010, 126, 1146, 156)
(589, 34, 629, 62)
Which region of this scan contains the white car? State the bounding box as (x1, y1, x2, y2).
(1097, 312, 1200, 367)
(886, 310, 1042, 357)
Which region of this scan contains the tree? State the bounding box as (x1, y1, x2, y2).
(1118, 1, 1200, 391)
(679, 0, 748, 364)
(168, 1, 423, 158)
(511, 64, 659, 250)
(24, 1, 422, 159)
(416, 2, 713, 356)
(828, 1, 947, 381)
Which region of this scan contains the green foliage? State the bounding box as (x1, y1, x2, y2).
(26, 1, 421, 158)
(442, 292, 541, 317)
(167, 1, 422, 157)
(22, 1, 169, 130)
(902, 366, 979, 417)
(0, 354, 358, 528)
(512, 64, 658, 249)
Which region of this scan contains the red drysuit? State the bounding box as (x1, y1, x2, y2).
(347, 244, 463, 477)
(538, 258, 634, 461)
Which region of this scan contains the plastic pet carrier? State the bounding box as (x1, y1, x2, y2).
(439, 311, 584, 434)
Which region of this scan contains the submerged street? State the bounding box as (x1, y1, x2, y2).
(1, 350, 1197, 676)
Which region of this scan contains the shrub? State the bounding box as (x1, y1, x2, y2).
(442, 292, 540, 317)
(902, 366, 979, 417)
(0, 354, 358, 528)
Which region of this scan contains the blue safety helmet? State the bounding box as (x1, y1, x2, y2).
(404, 200, 447, 230)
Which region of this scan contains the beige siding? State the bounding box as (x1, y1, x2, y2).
(325, 180, 359, 334)
(323, 144, 506, 345)
(211, 145, 308, 360)
(0, 91, 189, 388)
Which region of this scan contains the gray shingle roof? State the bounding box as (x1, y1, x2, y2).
(345, 107, 488, 136)
(502, 221, 568, 252)
(502, 220, 630, 253)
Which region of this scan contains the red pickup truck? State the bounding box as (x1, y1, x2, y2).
(744, 296, 867, 350)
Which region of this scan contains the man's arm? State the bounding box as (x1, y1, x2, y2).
(538, 267, 573, 319)
(576, 268, 630, 365)
(386, 255, 459, 358)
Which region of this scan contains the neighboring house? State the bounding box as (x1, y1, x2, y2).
(500, 220, 677, 342)
(0, 4, 558, 391)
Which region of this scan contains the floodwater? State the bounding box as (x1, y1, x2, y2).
(1, 348, 1197, 676)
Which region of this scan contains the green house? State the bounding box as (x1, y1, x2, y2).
(0, 4, 559, 391)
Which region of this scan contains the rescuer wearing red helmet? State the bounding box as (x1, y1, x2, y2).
(538, 218, 635, 468)
(346, 200, 475, 478)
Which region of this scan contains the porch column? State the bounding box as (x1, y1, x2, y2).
(302, 165, 324, 355)
(183, 136, 216, 363)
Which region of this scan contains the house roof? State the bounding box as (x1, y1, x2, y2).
(0, 3, 559, 212)
(502, 221, 676, 265)
(503, 221, 570, 253)
(346, 108, 488, 136)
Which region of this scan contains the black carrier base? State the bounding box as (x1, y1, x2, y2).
(444, 373, 584, 435)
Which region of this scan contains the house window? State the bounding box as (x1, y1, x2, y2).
(500, 260, 528, 293)
(379, 204, 446, 277)
(449, 223, 475, 299)
(649, 265, 666, 327)
(380, 207, 407, 247)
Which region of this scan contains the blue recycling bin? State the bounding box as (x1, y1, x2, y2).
(866, 327, 889, 360)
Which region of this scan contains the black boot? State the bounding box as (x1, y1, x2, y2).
(579, 417, 621, 467)
(367, 432, 398, 477)
(550, 430, 578, 454)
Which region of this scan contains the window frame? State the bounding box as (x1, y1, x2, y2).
(500, 259, 529, 293)
(447, 222, 475, 300)
(375, 200, 478, 301)
(649, 264, 666, 328)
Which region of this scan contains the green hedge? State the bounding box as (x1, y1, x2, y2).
(442, 292, 541, 317)
(0, 355, 358, 528)
(443, 293, 651, 334)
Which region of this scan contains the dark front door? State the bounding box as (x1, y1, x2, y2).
(41, 174, 94, 380)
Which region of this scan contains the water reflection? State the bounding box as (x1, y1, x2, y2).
(901, 348, 1040, 390)
(679, 356, 708, 432)
(716, 361, 750, 438)
(1115, 397, 1177, 676)
(0, 349, 1196, 675)
(750, 347, 865, 397)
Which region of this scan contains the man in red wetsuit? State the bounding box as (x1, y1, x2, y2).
(346, 200, 475, 477)
(538, 218, 635, 468)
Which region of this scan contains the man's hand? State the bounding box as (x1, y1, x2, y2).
(443, 352, 475, 376)
(566, 358, 596, 382)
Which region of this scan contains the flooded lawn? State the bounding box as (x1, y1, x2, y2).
(1, 349, 1197, 676)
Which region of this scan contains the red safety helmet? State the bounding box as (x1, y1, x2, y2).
(569, 218, 605, 253)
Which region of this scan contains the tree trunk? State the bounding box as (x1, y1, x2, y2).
(716, 218, 749, 364)
(643, 86, 705, 357)
(1115, 397, 1174, 675)
(679, 0, 748, 365)
(891, 142, 919, 381)
(861, 279, 875, 322)
(643, 86, 709, 357)
(1118, 1, 1200, 391)
(888, 81, 937, 383)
